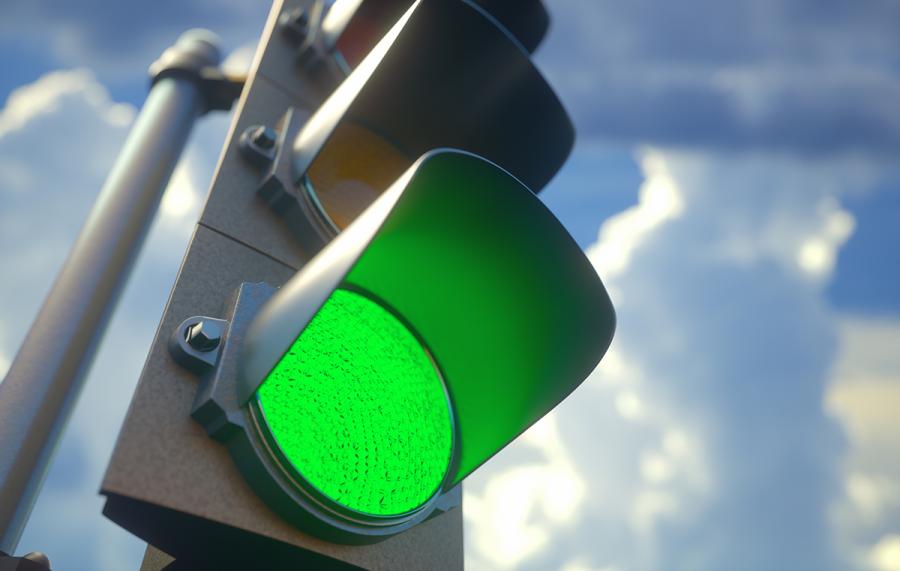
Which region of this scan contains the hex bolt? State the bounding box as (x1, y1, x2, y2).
(279, 7, 310, 39)
(184, 321, 222, 352)
(250, 125, 277, 149)
(239, 125, 278, 167)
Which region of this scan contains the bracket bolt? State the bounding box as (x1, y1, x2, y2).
(185, 321, 222, 352)
(279, 7, 310, 39)
(249, 125, 277, 149)
(239, 125, 278, 167)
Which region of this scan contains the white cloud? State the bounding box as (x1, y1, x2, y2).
(870, 535, 900, 571)
(844, 473, 900, 527)
(0, 70, 122, 137)
(465, 414, 587, 570)
(465, 146, 891, 570)
(827, 316, 900, 569)
(160, 162, 200, 219)
(614, 390, 645, 420)
(588, 149, 684, 285)
(797, 198, 857, 280)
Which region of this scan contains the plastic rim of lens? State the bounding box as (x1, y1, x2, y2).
(244, 287, 458, 527)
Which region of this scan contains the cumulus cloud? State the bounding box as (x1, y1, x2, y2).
(828, 317, 900, 570)
(465, 415, 588, 570)
(536, 0, 900, 153)
(466, 147, 890, 571)
(0, 69, 231, 567)
(869, 535, 900, 571)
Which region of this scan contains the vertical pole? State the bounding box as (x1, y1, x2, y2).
(0, 30, 226, 553)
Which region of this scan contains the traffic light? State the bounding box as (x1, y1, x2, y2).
(172, 149, 614, 544)
(100, 0, 613, 567)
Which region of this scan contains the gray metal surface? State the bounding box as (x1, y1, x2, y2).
(0, 32, 221, 553)
(101, 0, 464, 567)
(196, 74, 312, 269)
(252, 0, 326, 107)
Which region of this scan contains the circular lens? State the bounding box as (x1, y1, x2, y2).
(254, 288, 453, 517)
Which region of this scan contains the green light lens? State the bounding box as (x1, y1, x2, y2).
(255, 288, 453, 517)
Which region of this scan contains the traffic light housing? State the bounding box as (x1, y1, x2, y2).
(173, 150, 613, 543)
(101, 0, 612, 567)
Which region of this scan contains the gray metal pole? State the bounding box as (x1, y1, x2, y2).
(0, 30, 227, 553)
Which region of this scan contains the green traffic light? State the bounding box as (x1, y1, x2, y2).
(253, 288, 454, 517)
(234, 149, 615, 541)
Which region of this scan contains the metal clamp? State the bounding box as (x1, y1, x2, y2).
(236, 107, 336, 255)
(149, 30, 245, 113)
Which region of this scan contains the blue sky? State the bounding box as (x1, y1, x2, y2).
(1, 1, 899, 570)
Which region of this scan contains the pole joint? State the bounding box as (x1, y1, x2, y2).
(149, 30, 245, 113)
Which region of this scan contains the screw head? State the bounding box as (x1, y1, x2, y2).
(280, 7, 310, 38)
(185, 321, 223, 352)
(250, 125, 277, 149)
(239, 125, 278, 167)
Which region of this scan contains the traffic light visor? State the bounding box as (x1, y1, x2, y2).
(293, 0, 574, 223)
(241, 150, 615, 512)
(323, 0, 550, 69)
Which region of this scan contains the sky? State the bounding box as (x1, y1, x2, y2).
(1, 0, 899, 570)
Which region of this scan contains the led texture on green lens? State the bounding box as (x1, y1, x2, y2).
(255, 288, 453, 517)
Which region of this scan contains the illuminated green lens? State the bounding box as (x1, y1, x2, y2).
(255, 288, 453, 517)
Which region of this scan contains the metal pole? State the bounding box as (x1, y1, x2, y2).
(0, 30, 227, 553)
